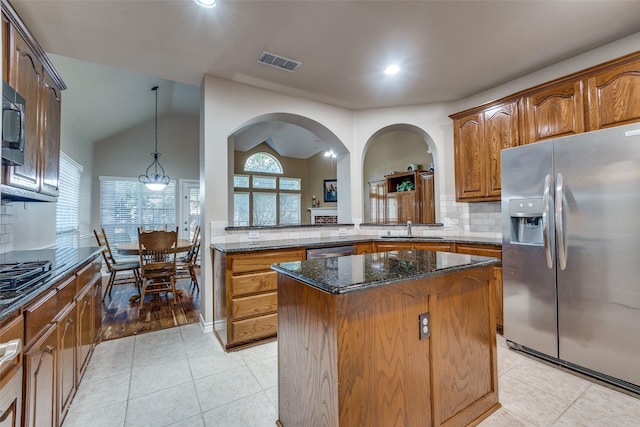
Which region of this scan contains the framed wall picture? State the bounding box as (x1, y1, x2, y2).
(323, 179, 337, 202)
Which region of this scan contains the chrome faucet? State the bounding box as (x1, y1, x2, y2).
(407, 220, 412, 237)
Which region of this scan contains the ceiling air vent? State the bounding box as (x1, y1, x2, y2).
(258, 51, 301, 72)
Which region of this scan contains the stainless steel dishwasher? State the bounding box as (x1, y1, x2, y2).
(306, 245, 354, 259)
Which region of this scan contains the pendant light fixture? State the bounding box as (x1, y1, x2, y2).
(139, 86, 170, 191)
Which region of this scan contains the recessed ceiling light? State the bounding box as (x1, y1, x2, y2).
(195, 0, 217, 8)
(384, 64, 400, 75)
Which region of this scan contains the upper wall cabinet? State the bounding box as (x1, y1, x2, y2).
(520, 79, 584, 144)
(451, 51, 640, 202)
(452, 101, 519, 202)
(586, 57, 640, 130)
(1, 0, 65, 201)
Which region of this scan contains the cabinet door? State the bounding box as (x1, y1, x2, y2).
(454, 113, 485, 200)
(353, 242, 374, 255)
(0, 366, 22, 427)
(521, 79, 585, 144)
(493, 266, 504, 332)
(92, 278, 102, 342)
(56, 303, 76, 423)
(39, 72, 61, 196)
(24, 323, 57, 427)
(418, 172, 435, 223)
(5, 29, 42, 191)
(375, 242, 413, 252)
(76, 283, 93, 385)
(484, 102, 519, 198)
(586, 57, 640, 130)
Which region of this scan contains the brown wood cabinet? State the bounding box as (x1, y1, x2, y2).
(1, 0, 65, 200)
(521, 79, 585, 144)
(20, 255, 101, 427)
(5, 28, 41, 192)
(0, 314, 23, 427)
(451, 51, 640, 202)
(453, 101, 519, 201)
(586, 56, 640, 130)
(213, 247, 306, 350)
(353, 241, 374, 254)
(23, 323, 57, 427)
(277, 261, 499, 426)
(375, 241, 504, 331)
(368, 179, 386, 224)
(384, 170, 435, 223)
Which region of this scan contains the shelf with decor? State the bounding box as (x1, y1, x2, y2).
(382, 170, 434, 224)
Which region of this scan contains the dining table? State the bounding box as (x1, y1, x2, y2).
(116, 238, 193, 303)
(116, 239, 193, 256)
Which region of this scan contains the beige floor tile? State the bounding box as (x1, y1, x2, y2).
(125, 381, 201, 427)
(239, 341, 278, 365)
(248, 355, 278, 390)
(505, 360, 590, 404)
(67, 371, 131, 414)
(202, 391, 277, 427)
(478, 407, 533, 426)
(129, 358, 192, 398)
(264, 386, 278, 412)
(195, 365, 262, 413)
(498, 374, 571, 426)
(63, 401, 127, 427)
(166, 414, 206, 427)
(553, 384, 640, 427)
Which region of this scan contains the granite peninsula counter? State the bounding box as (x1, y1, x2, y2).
(274, 249, 501, 427)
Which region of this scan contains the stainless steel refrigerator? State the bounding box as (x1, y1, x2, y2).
(501, 122, 640, 392)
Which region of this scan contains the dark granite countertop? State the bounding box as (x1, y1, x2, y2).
(0, 246, 103, 322)
(271, 249, 500, 295)
(211, 235, 501, 253)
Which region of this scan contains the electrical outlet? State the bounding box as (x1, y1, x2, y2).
(418, 312, 430, 340)
(338, 228, 347, 235)
(248, 231, 259, 239)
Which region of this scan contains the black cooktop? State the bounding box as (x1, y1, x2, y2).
(0, 260, 52, 292)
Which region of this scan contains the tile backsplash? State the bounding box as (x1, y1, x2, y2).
(0, 201, 14, 254)
(439, 195, 502, 237)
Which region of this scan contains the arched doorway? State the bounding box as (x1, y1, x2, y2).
(362, 124, 438, 223)
(228, 113, 351, 225)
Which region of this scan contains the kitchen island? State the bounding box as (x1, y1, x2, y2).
(272, 249, 500, 427)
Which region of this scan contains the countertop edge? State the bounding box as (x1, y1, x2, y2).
(211, 235, 501, 253)
(0, 247, 103, 323)
(272, 252, 500, 295)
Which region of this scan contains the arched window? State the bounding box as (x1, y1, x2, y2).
(244, 152, 283, 174)
(234, 152, 301, 226)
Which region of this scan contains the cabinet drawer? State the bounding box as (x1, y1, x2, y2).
(231, 292, 278, 320)
(231, 271, 277, 297)
(24, 289, 57, 346)
(230, 313, 278, 344)
(230, 249, 305, 274)
(455, 244, 502, 261)
(56, 274, 76, 311)
(412, 242, 453, 252)
(76, 258, 101, 293)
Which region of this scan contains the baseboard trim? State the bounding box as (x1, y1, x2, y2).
(199, 314, 213, 333)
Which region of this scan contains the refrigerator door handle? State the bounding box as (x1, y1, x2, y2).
(543, 174, 553, 269)
(555, 173, 567, 270)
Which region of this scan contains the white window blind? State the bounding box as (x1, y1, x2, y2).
(99, 177, 176, 244)
(56, 152, 83, 243)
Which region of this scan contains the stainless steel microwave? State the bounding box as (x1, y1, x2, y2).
(2, 80, 25, 166)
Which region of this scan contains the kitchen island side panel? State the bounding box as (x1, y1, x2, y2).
(277, 273, 339, 427)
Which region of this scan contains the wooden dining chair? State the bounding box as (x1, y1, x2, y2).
(176, 234, 200, 292)
(93, 228, 142, 301)
(137, 227, 179, 308)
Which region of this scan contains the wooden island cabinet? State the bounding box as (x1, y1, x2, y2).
(274, 250, 500, 427)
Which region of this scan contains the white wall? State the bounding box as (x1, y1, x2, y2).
(91, 113, 199, 230)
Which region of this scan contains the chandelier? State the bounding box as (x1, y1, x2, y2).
(139, 86, 170, 191)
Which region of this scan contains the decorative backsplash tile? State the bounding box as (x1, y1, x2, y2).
(0, 201, 15, 254)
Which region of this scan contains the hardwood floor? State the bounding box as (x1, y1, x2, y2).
(99, 271, 201, 341)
